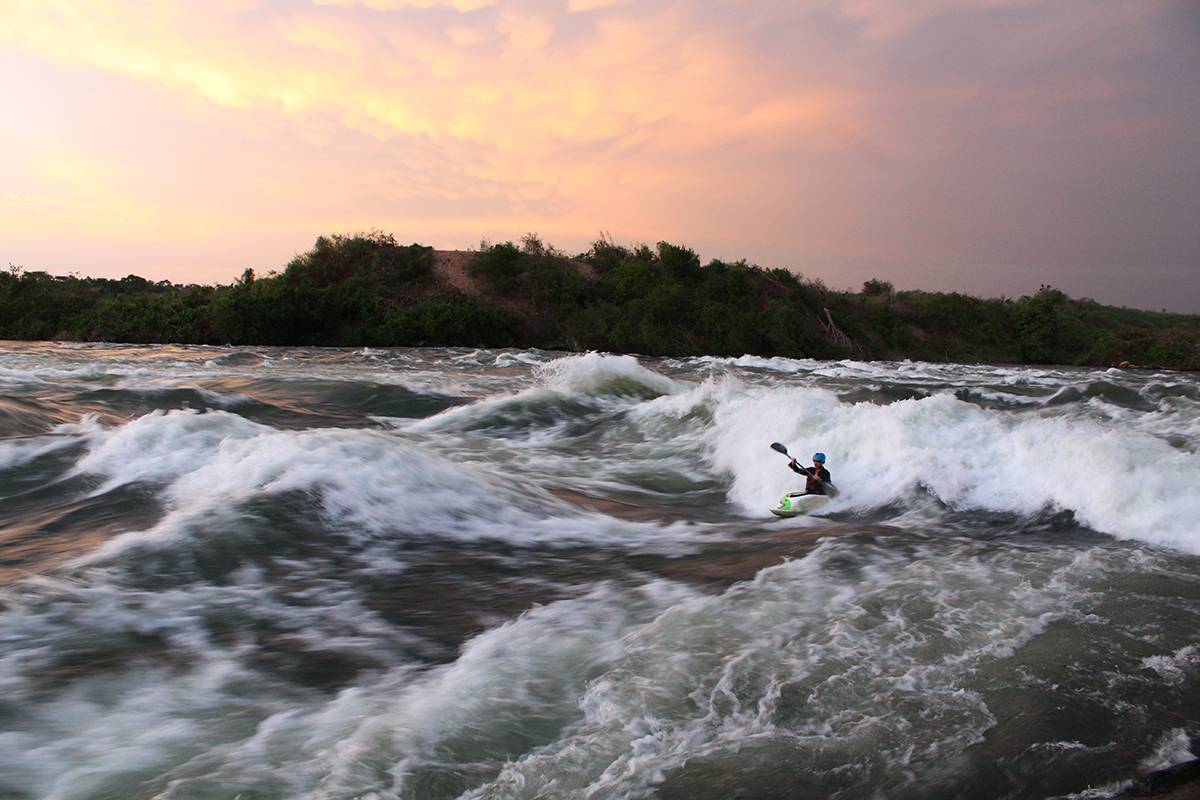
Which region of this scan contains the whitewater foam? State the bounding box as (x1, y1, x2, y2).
(61, 407, 717, 568)
(712, 386, 1200, 552)
(441, 538, 1096, 799)
(536, 353, 683, 398)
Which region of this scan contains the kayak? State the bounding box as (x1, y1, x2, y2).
(771, 492, 831, 517)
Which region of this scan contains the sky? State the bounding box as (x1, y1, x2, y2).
(2, 0, 1199, 312)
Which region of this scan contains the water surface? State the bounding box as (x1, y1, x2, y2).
(1, 342, 1197, 799)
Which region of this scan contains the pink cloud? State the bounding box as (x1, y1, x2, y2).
(0, 0, 1196, 310)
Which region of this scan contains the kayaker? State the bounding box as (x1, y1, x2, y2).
(788, 452, 831, 495)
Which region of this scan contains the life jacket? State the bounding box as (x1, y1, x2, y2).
(806, 467, 830, 494)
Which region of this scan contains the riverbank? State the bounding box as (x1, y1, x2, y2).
(2, 231, 1198, 368)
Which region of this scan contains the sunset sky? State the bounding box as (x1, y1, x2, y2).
(2, 0, 1199, 311)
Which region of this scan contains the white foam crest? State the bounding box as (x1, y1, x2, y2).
(406, 353, 688, 438)
(184, 384, 257, 408)
(1141, 645, 1200, 687)
(698, 354, 824, 374)
(69, 409, 274, 494)
(65, 410, 453, 527)
(710, 385, 848, 511)
(620, 373, 733, 430)
(712, 389, 1200, 552)
(403, 387, 571, 434)
(1118, 405, 1200, 455)
(458, 540, 1094, 799)
(315, 582, 692, 795)
(960, 386, 1047, 407)
(0, 662, 254, 799)
(80, 581, 695, 800)
(0, 351, 228, 387)
(1140, 729, 1196, 773)
(0, 415, 101, 471)
(535, 352, 682, 398)
(69, 409, 712, 555)
(403, 375, 735, 506)
(0, 574, 410, 800)
(492, 350, 550, 368)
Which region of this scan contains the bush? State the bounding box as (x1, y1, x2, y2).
(658, 242, 702, 282)
(862, 279, 894, 298)
(285, 232, 432, 289)
(380, 299, 522, 347)
(468, 242, 525, 295)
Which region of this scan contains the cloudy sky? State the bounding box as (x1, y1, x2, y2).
(2, 0, 1198, 311)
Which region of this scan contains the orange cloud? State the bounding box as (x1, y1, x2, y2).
(0, 0, 874, 255)
(4, 0, 1191, 314)
(314, 0, 497, 11)
(1, 1, 856, 158)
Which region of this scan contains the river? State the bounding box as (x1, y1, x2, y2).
(0, 341, 1197, 800)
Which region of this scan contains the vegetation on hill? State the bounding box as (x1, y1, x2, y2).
(2, 231, 1198, 369)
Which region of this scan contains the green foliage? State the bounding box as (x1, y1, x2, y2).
(1082, 329, 1200, 371)
(1014, 285, 1066, 363)
(466, 241, 597, 345)
(862, 279, 894, 298)
(219, 232, 438, 345)
(603, 258, 658, 304)
(468, 241, 525, 295)
(658, 242, 702, 282)
(379, 299, 523, 347)
(579, 233, 632, 276)
(285, 231, 432, 289)
(0, 268, 191, 342)
(575, 243, 843, 357)
(2, 231, 1198, 369)
(1010, 285, 1097, 365)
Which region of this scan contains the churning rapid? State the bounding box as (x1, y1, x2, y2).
(1, 342, 1198, 800)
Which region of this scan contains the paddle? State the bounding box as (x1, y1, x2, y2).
(770, 442, 840, 497)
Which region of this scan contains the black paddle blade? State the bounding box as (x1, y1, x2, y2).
(770, 442, 789, 456)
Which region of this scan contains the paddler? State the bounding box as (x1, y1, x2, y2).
(788, 452, 831, 495)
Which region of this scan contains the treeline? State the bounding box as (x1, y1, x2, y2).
(0, 233, 519, 349)
(3, 231, 1199, 369)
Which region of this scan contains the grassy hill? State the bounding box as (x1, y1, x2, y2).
(3, 231, 1198, 369)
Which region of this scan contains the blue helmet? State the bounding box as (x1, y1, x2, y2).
(813, 452, 826, 463)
